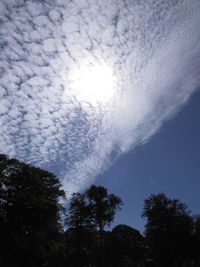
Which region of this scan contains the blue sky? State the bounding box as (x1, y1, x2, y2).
(95, 89, 200, 233)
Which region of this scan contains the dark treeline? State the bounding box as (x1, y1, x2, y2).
(0, 154, 200, 267)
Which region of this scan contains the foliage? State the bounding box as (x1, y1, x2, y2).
(193, 215, 200, 266)
(106, 224, 146, 267)
(86, 185, 122, 266)
(86, 185, 123, 231)
(65, 185, 122, 266)
(65, 192, 96, 266)
(1, 154, 200, 267)
(65, 192, 91, 229)
(142, 193, 194, 267)
(0, 154, 65, 267)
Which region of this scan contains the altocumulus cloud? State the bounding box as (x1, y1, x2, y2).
(0, 0, 200, 193)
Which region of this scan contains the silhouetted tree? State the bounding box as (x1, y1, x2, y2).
(193, 215, 200, 266)
(106, 224, 146, 267)
(65, 192, 95, 266)
(65, 192, 91, 229)
(0, 154, 65, 267)
(142, 193, 193, 267)
(64, 185, 122, 267)
(86, 185, 122, 266)
(86, 185, 122, 246)
(2, 153, 198, 267)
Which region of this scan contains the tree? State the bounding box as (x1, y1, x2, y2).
(107, 224, 146, 267)
(86, 185, 122, 266)
(65, 192, 91, 229)
(193, 215, 200, 266)
(0, 154, 65, 267)
(142, 193, 193, 267)
(64, 185, 122, 267)
(65, 192, 95, 266)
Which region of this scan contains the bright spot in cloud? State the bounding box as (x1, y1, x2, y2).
(69, 63, 115, 106)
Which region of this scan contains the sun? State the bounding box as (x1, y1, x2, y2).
(69, 63, 115, 106)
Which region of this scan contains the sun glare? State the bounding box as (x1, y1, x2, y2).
(69, 63, 115, 106)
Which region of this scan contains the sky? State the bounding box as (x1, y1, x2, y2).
(95, 88, 200, 232)
(0, 0, 200, 230)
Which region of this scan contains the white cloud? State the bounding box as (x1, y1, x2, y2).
(0, 0, 200, 194)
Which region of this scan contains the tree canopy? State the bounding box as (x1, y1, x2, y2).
(65, 185, 122, 267)
(0, 154, 65, 267)
(142, 193, 194, 267)
(0, 154, 200, 267)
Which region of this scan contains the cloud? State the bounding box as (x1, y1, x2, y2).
(0, 0, 200, 193)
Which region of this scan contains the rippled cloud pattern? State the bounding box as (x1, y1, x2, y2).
(0, 0, 200, 193)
